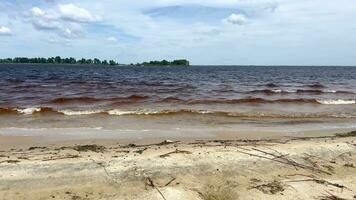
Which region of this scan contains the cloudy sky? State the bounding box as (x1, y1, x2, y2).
(0, 0, 355, 65)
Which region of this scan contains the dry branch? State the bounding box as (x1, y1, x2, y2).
(91, 159, 121, 186)
(145, 177, 167, 200)
(287, 179, 350, 191)
(236, 147, 332, 175)
(160, 149, 192, 158)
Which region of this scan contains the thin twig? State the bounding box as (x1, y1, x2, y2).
(91, 159, 120, 186)
(146, 177, 167, 200)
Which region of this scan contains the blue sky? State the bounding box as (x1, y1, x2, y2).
(0, 0, 356, 65)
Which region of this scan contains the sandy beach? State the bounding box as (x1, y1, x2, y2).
(0, 132, 355, 200)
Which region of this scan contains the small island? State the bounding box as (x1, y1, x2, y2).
(0, 57, 190, 66)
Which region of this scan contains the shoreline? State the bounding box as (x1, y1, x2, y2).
(0, 127, 347, 151)
(0, 131, 355, 200)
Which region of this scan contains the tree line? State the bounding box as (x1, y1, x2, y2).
(133, 59, 190, 66)
(0, 57, 119, 65)
(0, 57, 190, 66)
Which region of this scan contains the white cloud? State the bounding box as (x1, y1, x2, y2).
(31, 7, 45, 17)
(223, 13, 246, 25)
(107, 36, 118, 42)
(0, 26, 12, 36)
(59, 4, 102, 23)
(1, 0, 356, 65)
(27, 5, 90, 39)
(32, 19, 61, 30)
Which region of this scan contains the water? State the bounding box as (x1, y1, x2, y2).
(1, 64, 356, 139)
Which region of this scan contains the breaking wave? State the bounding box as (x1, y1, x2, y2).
(316, 99, 356, 105)
(0, 107, 355, 118)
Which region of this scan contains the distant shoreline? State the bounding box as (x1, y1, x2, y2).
(1, 63, 355, 67)
(0, 57, 190, 66)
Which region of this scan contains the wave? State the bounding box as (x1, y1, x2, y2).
(307, 83, 326, 88)
(245, 89, 355, 95)
(157, 97, 356, 105)
(58, 110, 104, 115)
(16, 107, 42, 115)
(188, 98, 319, 104)
(50, 97, 100, 104)
(49, 95, 150, 104)
(247, 89, 285, 95)
(1, 108, 355, 118)
(265, 83, 279, 87)
(316, 99, 356, 105)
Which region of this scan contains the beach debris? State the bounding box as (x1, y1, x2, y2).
(125, 143, 137, 148)
(335, 131, 356, 138)
(91, 159, 120, 186)
(122, 140, 179, 149)
(157, 140, 176, 145)
(28, 146, 47, 151)
(164, 177, 177, 187)
(55, 144, 106, 153)
(250, 180, 285, 195)
(42, 154, 80, 161)
(288, 178, 349, 191)
(159, 149, 192, 158)
(0, 159, 20, 164)
(236, 147, 332, 175)
(73, 144, 106, 153)
(318, 191, 347, 200)
(115, 150, 130, 154)
(134, 147, 148, 154)
(284, 174, 351, 192)
(145, 176, 167, 200)
(343, 163, 354, 168)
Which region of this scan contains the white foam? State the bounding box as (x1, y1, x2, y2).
(107, 110, 137, 115)
(317, 99, 355, 105)
(271, 89, 282, 93)
(194, 110, 214, 114)
(107, 109, 160, 115)
(59, 110, 103, 115)
(16, 107, 41, 115)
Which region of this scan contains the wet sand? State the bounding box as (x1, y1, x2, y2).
(0, 132, 355, 200)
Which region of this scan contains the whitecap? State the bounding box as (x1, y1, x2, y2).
(16, 107, 41, 115)
(59, 110, 103, 115)
(317, 99, 355, 105)
(271, 89, 282, 93)
(107, 109, 160, 115)
(107, 110, 137, 115)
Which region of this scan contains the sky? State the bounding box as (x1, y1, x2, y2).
(0, 0, 356, 65)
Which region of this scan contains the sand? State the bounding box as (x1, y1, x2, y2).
(0, 134, 355, 200)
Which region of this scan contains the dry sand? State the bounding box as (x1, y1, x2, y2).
(0, 133, 355, 200)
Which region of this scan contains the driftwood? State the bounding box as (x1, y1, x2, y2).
(0, 159, 20, 164)
(145, 177, 167, 200)
(122, 140, 180, 148)
(287, 178, 350, 191)
(134, 147, 148, 154)
(318, 191, 347, 200)
(160, 149, 192, 158)
(236, 147, 332, 175)
(42, 154, 80, 161)
(164, 177, 176, 187)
